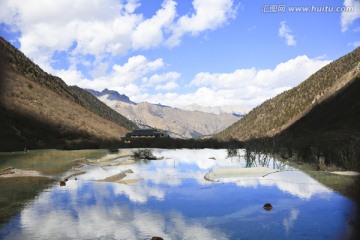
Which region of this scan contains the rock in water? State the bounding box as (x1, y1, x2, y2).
(263, 203, 273, 211)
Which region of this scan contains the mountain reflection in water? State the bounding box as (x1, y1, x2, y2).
(0, 149, 356, 240)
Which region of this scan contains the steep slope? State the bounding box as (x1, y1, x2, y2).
(0, 37, 137, 131)
(218, 47, 360, 141)
(69, 86, 137, 130)
(0, 37, 134, 151)
(277, 73, 360, 145)
(86, 90, 239, 138)
(274, 71, 360, 170)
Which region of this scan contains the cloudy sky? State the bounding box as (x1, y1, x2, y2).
(0, 0, 359, 112)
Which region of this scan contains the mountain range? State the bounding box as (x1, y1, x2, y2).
(85, 88, 136, 105)
(2, 32, 359, 159)
(86, 89, 240, 138)
(0, 37, 137, 151)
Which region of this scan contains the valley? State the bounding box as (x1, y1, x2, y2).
(87, 89, 240, 138)
(1, 1, 360, 239)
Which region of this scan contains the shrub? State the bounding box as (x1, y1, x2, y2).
(132, 149, 155, 160)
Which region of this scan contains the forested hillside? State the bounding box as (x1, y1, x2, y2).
(218, 47, 360, 141)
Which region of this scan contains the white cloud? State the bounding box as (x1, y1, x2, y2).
(191, 69, 257, 90)
(348, 41, 360, 48)
(114, 84, 143, 97)
(279, 21, 296, 46)
(111, 55, 164, 85)
(57, 55, 164, 96)
(166, 0, 236, 46)
(283, 209, 300, 233)
(54, 67, 88, 87)
(55, 54, 179, 98)
(341, 0, 360, 32)
(132, 0, 177, 49)
(139, 55, 330, 109)
(191, 55, 330, 90)
(0, 0, 237, 70)
(155, 81, 179, 91)
(63, 60, 182, 96)
(146, 72, 181, 85)
(0, 0, 143, 70)
(0, 0, 240, 110)
(125, 0, 141, 14)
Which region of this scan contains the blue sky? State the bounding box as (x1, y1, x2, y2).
(0, 0, 359, 112)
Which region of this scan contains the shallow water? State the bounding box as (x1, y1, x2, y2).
(0, 149, 356, 239)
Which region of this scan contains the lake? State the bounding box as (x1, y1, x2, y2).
(0, 149, 357, 239)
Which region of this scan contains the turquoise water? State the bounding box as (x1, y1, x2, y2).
(0, 149, 356, 239)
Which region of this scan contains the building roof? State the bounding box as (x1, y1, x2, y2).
(131, 129, 160, 135)
(122, 129, 169, 140)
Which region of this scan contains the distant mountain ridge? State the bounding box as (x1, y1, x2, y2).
(85, 88, 136, 105)
(217, 47, 360, 141)
(69, 86, 138, 130)
(86, 89, 239, 138)
(0, 36, 136, 151)
(179, 103, 248, 115)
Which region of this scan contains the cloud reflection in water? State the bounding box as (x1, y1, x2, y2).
(0, 149, 355, 240)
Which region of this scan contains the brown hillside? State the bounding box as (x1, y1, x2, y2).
(274, 73, 360, 169)
(0, 37, 138, 131)
(0, 37, 132, 151)
(217, 47, 360, 141)
(0, 69, 129, 151)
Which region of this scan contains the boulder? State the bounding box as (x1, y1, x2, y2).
(263, 203, 273, 211)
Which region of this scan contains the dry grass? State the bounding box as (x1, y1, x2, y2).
(218, 47, 360, 141)
(285, 160, 356, 198)
(0, 69, 129, 150)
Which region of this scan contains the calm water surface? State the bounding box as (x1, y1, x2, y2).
(0, 149, 356, 239)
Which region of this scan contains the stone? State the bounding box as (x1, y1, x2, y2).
(263, 203, 273, 211)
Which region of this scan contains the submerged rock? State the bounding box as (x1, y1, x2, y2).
(118, 178, 144, 185)
(151, 237, 163, 240)
(0, 167, 43, 178)
(0, 167, 15, 176)
(102, 160, 136, 167)
(204, 167, 279, 182)
(73, 157, 89, 163)
(96, 169, 134, 183)
(263, 203, 273, 211)
(330, 171, 360, 176)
